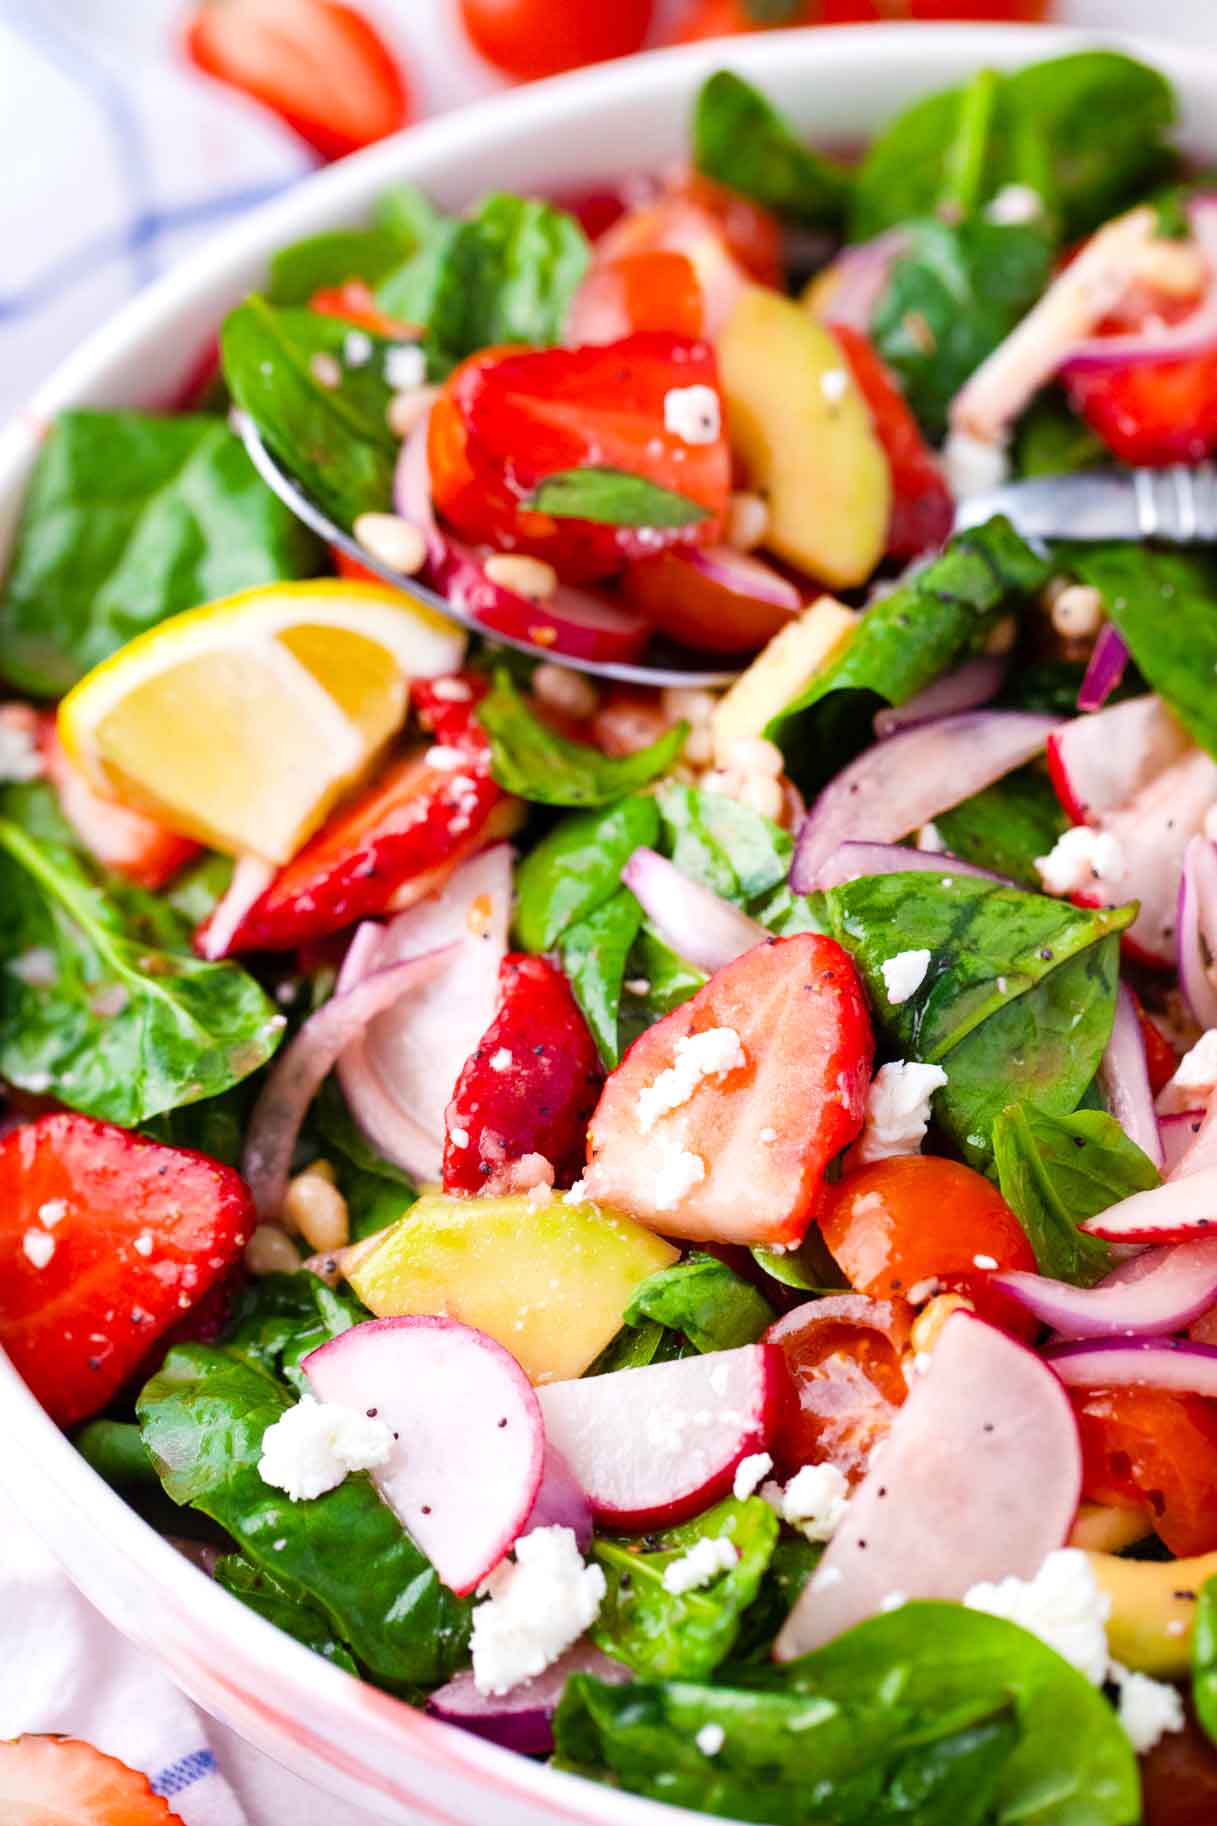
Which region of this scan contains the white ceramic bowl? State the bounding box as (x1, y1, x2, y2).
(4, 22, 1217, 1825)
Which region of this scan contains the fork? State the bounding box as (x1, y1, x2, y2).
(953, 462, 1217, 544)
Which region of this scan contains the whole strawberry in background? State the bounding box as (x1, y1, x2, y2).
(457, 0, 654, 80)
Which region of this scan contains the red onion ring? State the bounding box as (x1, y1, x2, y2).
(1081, 1165, 1217, 1243)
(808, 841, 1004, 892)
(820, 228, 912, 332)
(1178, 835, 1217, 1032)
(427, 1645, 630, 1756)
(683, 545, 801, 615)
(994, 1238, 1217, 1338)
(1099, 984, 1164, 1167)
(622, 846, 765, 972)
(1077, 624, 1130, 715)
(873, 656, 1007, 739)
(1046, 1335, 1217, 1396)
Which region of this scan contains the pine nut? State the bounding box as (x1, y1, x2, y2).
(280, 1164, 350, 1254)
(725, 736, 784, 779)
(661, 687, 718, 727)
(910, 1291, 974, 1356)
(386, 383, 441, 439)
(483, 554, 558, 601)
(739, 775, 784, 821)
(353, 512, 427, 576)
(725, 491, 769, 552)
(1050, 584, 1105, 640)
(532, 662, 599, 720)
(245, 1224, 302, 1276)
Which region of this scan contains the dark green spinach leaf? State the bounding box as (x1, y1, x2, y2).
(478, 670, 686, 806)
(623, 1254, 774, 1353)
(560, 888, 643, 1069)
(525, 468, 709, 527)
(933, 765, 1066, 890)
(691, 71, 850, 229)
(215, 1553, 360, 1673)
(75, 1419, 157, 1487)
(1013, 391, 1108, 479)
(312, 1074, 416, 1240)
(992, 1103, 1159, 1285)
(222, 1270, 368, 1394)
(514, 795, 659, 952)
(1193, 1577, 1217, 1749)
(269, 184, 445, 306)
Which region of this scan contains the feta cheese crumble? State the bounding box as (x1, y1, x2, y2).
(880, 948, 932, 1006)
(696, 1724, 726, 1756)
(964, 1549, 1111, 1686)
(984, 184, 1045, 227)
(762, 1462, 850, 1543)
(385, 343, 426, 392)
(854, 1061, 949, 1164)
(942, 430, 1009, 502)
(653, 1140, 706, 1210)
(0, 715, 43, 783)
(1036, 826, 1125, 897)
(471, 1526, 606, 1696)
(1158, 1028, 1217, 1115)
(733, 1452, 774, 1500)
(489, 1048, 513, 1072)
(636, 1027, 746, 1133)
(258, 1395, 393, 1502)
(916, 822, 946, 854)
(662, 1534, 740, 1596)
(663, 384, 722, 446)
(21, 1229, 55, 1270)
(1110, 1664, 1185, 1754)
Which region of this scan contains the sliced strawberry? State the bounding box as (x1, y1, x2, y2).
(0, 1735, 185, 1825)
(830, 325, 953, 558)
(1068, 348, 1217, 467)
(1132, 992, 1180, 1097)
(201, 676, 503, 954)
(583, 934, 873, 1247)
(0, 1114, 255, 1427)
(443, 954, 603, 1195)
(40, 721, 199, 891)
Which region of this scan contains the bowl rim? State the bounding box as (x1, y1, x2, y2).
(6, 19, 1217, 1826)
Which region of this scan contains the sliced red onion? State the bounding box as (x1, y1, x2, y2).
(1099, 984, 1164, 1167)
(622, 847, 764, 972)
(242, 947, 454, 1219)
(873, 656, 1007, 739)
(1080, 1165, 1217, 1242)
(1046, 1335, 1217, 1396)
(427, 1644, 630, 1756)
(196, 856, 275, 962)
(683, 545, 801, 615)
(1077, 624, 1129, 714)
(994, 1238, 1217, 1338)
(1162, 1109, 1207, 1175)
(1178, 835, 1217, 1032)
(820, 227, 912, 332)
(522, 1442, 594, 1552)
(809, 841, 1003, 892)
(1060, 195, 1217, 375)
(791, 711, 1061, 892)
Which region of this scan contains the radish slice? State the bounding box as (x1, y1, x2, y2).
(1060, 195, 1217, 374)
(536, 1343, 787, 1530)
(1099, 984, 1164, 1167)
(774, 1312, 1081, 1659)
(1077, 624, 1129, 714)
(337, 845, 513, 1184)
(196, 857, 275, 962)
(1046, 695, 1191, 826)
(993, 1238, 1217, 1337)
(428, 1644, 630, 1755)
(819, 228, 912, 332)
(523, 1442, 594, 1553)
(790, 711, 1061, 892)
(1162, 1109, 1207, 1175)
(242, 948, 453, 1219)
(1046, 1335, 1217, 1397)
(303, 1315, 544, 1596)
(683, 546, 802, 615)
(872, 656, 1007, 739)
(1178, 836, 1217, 1031)
(622, 847, 765, 972)
(809, 841, 1003, 892)
(1081, 1165, 1217, 1242)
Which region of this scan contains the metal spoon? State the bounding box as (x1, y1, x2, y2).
(236, 412, 742, 688)
(954, 462, 1217, 544)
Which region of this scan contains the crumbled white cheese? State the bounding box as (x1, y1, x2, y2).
(1158, 1028, 1217, 1115)
(854, 1061, 949, 1164)
(820, 368, 849, 405)
(489, 1048, 513, 1073)
(906, 1275, 941, 1306)
(430, 677, 473, 703)
(663, 384, 722, 445)
(732, 1452, 774, 1501)
(449, 1127, 470, 1149)
(37, 1199, 67, 1227)
(762, 1462, 850, 1544)
(652, 1140, 707, 1210)
(563, 1178, 589, 1206)
(880, 948, 931, 1006)
(636, 1027, 746, 1133)
(942, 430, 1009, 502)
(0, 716, 43, 783)
(385, 343, 426, 392)
(133, 1233, 154, 1257)
(1110, 1664, 1185, 1754)
(471, 1526, 606, 1696)
(8, 947, 56, 987)
(1036, 826, 1126, 897)
(879, 1590, 909, 1613)
(425, 744, 467, 771)
(343, 329, 373, 368)
(21, 1230, 55, 1270)
(662, 1534, 740, 1596)
(916, 822, 945, 854)
(984, 184, 1045, 227)
(696, 1723, 726, 1757)
(758, 1127, 777, 1144)
(258, 1395, 393, 1503)
(972, 1253, 999, 1272)
(964, 1549, 1111, 1686)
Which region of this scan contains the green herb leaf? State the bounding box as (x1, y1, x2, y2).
(137, 1344, 471, 1689)
(933, 765, 1067, 890)
(515, 796, 660, 952)
(560, 888, 643, 1069)
(0, 410, 321, 696)
(591, 1497, 779, 1682)
(654, 782, 792, 903)
(525, 468, 709, 528)
(268, 229, 413, 307)
(222, 1270, 369, 1395)
(1193, 1577, 1217, 1749)
(215, 1554, 360, 1674)
(74, 1419, 157, 1488)
(992, 1103, 1159, 1285)
(478, 670, 686, 807)
(692, 72, 850, 228)
(623, 1255, 774, 1354)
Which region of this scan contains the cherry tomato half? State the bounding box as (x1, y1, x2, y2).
(767, 1293, 912, 1485)
(1073, 1385, 1217, 1558)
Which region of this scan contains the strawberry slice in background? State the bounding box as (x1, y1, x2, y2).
(443, 954, 604, 1195)
(0, 1114, 255, 1427)
(584, 934, 873, 1246)
(0, 1736, 186, 1825)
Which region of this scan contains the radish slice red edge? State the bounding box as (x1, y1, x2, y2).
(1060, 195, 1217, 375)
(1046, 695, 1192, 827)
(622, 847, 765, 972)
(1081, 1164, 1217, 1241)
(427, 1645, 630, 1756)
(683, 546, 802, 615)
(993, 1238, 1217, 1338)
(242, 947, 454, 1219)
(774, 1311, 1081, 1659)
(809, 841, 1004, 892)
(1099, 984, 1164, 1167)
(1046, 1335, 1217, 1396)
(873, 656, 1007, 739)
(1178, 835, 1217, 1031)
(1077, 624, 1129, 714)
(790, 710, 1061, 893)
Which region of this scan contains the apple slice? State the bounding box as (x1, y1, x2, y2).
(1046, 694, 1190, 825)
(536, 1342, 787, 1529)
(303, 1315, 544, 1596)
(775, 1312, 1081, 1660)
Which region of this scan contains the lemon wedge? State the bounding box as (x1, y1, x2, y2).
(59, 581, 465, 863)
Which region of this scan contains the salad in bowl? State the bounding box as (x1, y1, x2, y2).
(3, 37, 1217, 1826)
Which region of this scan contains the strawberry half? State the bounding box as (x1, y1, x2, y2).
(0, 1735, 185, 1825)
(0, 1114, 255, 1427)
(443, 954, 604, 1195)
(583, 934, 873, 1246)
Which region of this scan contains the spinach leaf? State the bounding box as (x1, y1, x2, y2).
(137, 1344, 471, 1689)
(1013, 391, 1108, 479)
(933, 765, 1066, 890)
(268, 228, 414, 307)
(691, 71, 850, 229)
(221, 297, 398, 528)
(141, 1083, 252, 1167)
(75, 1419, 157, 1488)
(591, 1497, 778, 1682)
(727, 1536, 821, 1671)
(215, 1553, 360, 1674)
(765, 518, 1051, 788)
(478, 671, 686, 806)
(0, 410, 321, 696)
(560, 888, 643, 1069)
(586, 1319, 692, 1376)
(0, 806, 283, 1126)
(514, 796, 659, 952)
(623, 1255, 774, 1354)
(222, 1271, 368, 1394)
(992, 1103, 1159, 1285)
(1058, 545, 1217, 761)
(870, 217, 1052, 439)
(654, 782, 792, 904)
(1193, 1576, 1217, 1750)
(525, 468, 709, 527)
(616, 927, 709, 1061)
(999, 659, 1092, 718)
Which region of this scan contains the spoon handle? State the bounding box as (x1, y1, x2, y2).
(954, 463, 1217, 545)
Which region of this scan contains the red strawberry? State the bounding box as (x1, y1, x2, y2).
(0, 1735, 186, 1824)
(583, 934, 873, 1247)
(0, 1114, 255, 1427)
(443, 955, 604, 1195)
(830, 325, 953, 559)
